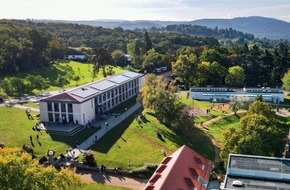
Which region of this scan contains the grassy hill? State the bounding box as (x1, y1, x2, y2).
(0, 104, 215, 170)
(0, 61, 126, 95)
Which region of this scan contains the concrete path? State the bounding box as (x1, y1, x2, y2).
(13, 104, 40, 112)
(71, 103, 142, 157)
(77, 169, 147, 190)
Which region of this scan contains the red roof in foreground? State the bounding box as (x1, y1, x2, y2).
(144, 145, 213, 190)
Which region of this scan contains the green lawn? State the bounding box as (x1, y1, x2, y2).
(0, 106, 66, 156)
(88, 108, 215, 170)
(0, 106, 101, 157)
(207, 114, 242, 143)
(0, 102, 215, 170)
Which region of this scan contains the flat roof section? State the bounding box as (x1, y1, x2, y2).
(122, 71, 142, 78)
(224, 176, 290, 190)
(229, 155, 290, 175)
(109, 75, 130, 84)
(71, 87, 99, 98)
(90, 80, 116, 91)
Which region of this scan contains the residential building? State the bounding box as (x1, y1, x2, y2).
(222, 154, 290, 189)
(144, 145, 213, 190)
(67, 54, 87, 60)
(189, 87, 284, 103)
(39, 71, 144, 125)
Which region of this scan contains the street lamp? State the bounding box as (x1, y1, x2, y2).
(125, 108, 127, 118)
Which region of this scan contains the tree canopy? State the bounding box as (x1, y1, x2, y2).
(220, 101, 288, 163)
(0, 147, 85, 190)
(138, 74, 194, 136)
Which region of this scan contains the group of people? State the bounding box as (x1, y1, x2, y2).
(100, 164, 106, 174)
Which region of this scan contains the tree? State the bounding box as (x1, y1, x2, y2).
(127, 40, 141, 68)
(0, 147, 85, 190)
(144, 31, 153, 52)
(200, 48, 225, 64)
(282, 70, 290, 92)
(0, 78, 14, 96)
(56, 74, 69, 88)
(111, 49, 128, 67)
(138, 74, 194, 136)
(172, 54, 198, 88)
(142, 49, 162, 68)
(229, 96, 250, 115)
(26, 75, 49, 92)
(83, 150, 97, 167)
(91, 48, 115, 77)
(195, 61, 227, 86)
(9, 77, 27, 96)
(220, 101, 288, 163)
(225, 66, 245, 87)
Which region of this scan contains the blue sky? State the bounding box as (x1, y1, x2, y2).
(1, 0, 290, 22)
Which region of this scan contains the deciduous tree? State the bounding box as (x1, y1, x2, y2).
(0, 147, 85, 190)
(220, 101, 288, 163)
(91, 48, 115, 78)
(225, 66, 245, 87)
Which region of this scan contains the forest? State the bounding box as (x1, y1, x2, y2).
(0, 19, 290, 91)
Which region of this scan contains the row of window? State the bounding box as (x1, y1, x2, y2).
(47, 103, 73, 112)
(48, 112, 74, 123)
(97, 87, 138, 105)
(191, 88, 233, 92)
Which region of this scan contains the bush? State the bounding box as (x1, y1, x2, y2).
(83, 150, 97, 167)
(128, 164, 158, 177)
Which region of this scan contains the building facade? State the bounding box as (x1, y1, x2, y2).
(39, 71, 144, 125)
(189, 87, 284, 103)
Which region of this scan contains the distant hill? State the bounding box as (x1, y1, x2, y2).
(41, 16, 290, 40)
(190, 16, 290, 40)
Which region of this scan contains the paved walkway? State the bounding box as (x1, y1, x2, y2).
(77, 169, 147, 190)
(69, 103, 142, 157)
(13, 104, 40, 112)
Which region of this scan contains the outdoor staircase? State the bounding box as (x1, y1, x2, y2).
(45, 125, 86, 136)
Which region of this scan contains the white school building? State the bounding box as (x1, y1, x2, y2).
(189, 87, 284, 103)
(39, 71, 144, 125)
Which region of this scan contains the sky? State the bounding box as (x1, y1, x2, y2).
(1, 0, 290, 22)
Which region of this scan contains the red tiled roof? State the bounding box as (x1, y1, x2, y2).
(161, 157, 172, 164)
(149, 174, 161, 184)
(144, 145, 213, 190)
(144, 185, 154, 190)
(156, 165, 167, 174)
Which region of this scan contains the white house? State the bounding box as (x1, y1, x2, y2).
(39, 71, 144, 125)
(189, 87, 284, 103)
(67, 54, 87, 60)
